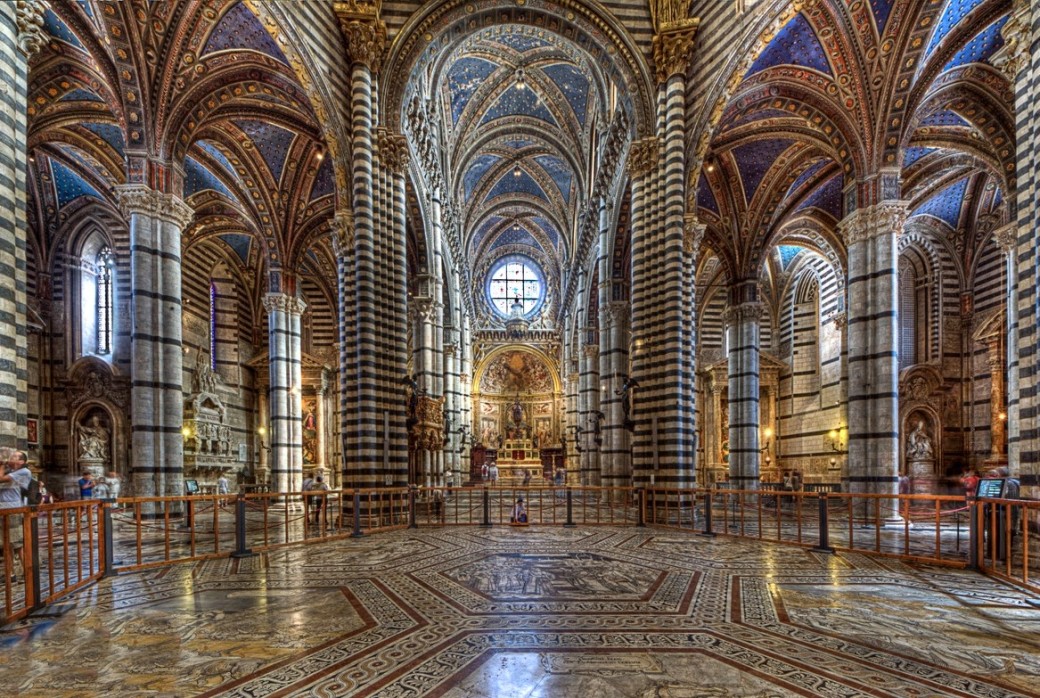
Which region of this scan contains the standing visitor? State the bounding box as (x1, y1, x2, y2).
(489, 462, 499, 485)
(0, 451, 32, 581)
(217, 473, 230, 508)
(78, 471, 95, 499)
(106, 471, 122, 505)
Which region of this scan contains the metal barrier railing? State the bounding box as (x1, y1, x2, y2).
(975, 496, 1040, 593)
(645, 487, 974, 565)
(4, 487, 1035, 627)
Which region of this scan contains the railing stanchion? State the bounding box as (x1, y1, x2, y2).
(480, 487, 492, 528)
(408, 486, 418, 529)
(968, 500, 979, 570)
(812, 494, 834, 554)
(102, 502, 115, 577)
(351, 490, 363, 538)
(232, 495, 256, 558)
(637, 489, 646, 527)
(564, 487, 576, 528)
(701, 490, 716, 537)
(29, 508, 42, 610)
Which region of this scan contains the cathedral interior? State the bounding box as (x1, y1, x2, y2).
(3, 0, 1040, 695)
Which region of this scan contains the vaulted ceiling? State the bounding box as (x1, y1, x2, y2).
(697, 0, 1013, 285)
(25, 0, 338, 322)
(427, 25, 614, 328)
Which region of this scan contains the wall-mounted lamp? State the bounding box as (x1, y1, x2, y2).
(828, 428, 845, 453)
(182, 426, 192, 439)
(760, 427, 773, 452)
(998, 412, 1007, 422)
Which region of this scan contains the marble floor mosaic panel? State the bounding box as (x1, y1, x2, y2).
(2, 527, 1039, 697)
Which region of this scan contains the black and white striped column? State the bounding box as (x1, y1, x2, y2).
(0, 3, 41, 452)
(116, 186, 193, 499)
(340, 17, 392, 487)
(725, 285, 764, 488)
(579, 342, 600, 486)
(995, 225, 1019, 473)
(334, 210, 355, 485)
(264, 292, 305, 494)
(838, 201, 907, 499)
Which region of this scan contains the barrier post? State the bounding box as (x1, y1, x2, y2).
(636, 489, 646, 527)
(564, 487, 576, 528)
(408, 486, 418, 529)
(231, 495, 256, 558)
(480, 487, 492, 528)
(968, 500, 979, 570)
(102, 502, 116, 577)
(351, 490, 363, 538)
(701, 490, 716, 537)
(812, 493, 834, 553)
(29, 508, 42, 610)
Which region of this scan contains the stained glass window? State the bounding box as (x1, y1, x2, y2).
(487, 258, 543, 317)
(96, 246, 113, 354)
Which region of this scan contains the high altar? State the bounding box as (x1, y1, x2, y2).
(471, 348, 564, 482)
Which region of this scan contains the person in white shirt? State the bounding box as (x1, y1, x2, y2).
(0, 451, 33, 581)
(217, 474, 230, 508)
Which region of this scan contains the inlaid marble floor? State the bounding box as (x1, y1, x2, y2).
(2, 527, 1039, 697)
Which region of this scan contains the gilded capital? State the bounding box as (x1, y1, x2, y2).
(333, 209, 355, 254)
(263, 292, 306, 316)
(652, 20, 700, 84)
(337, 11, 387, 71)
(683, 215, 706, 255)
(627, 137, 660, 180)
(378, 130, 410, 174)
(115, 185, 194, 229)
(15, 1, 46, 58)
(992, 5, 1030, 80)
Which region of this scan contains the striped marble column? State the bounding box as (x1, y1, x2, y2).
(838, 201, 907, 501)
(725, 290, 764, 488)
(115, 186, 193, 500)
(601, 301, 630, 491)
(382, 130, 412, 485)
(994, 4, 1034, 491)
(579, 342, 600, 486)
(264, 292, 306, 494)
(334, 210, 355, 485)
(339, 14, 388, 487)
(460, 312, 472, 480)
(994, 225, 1019, 474)
(0, 2, 41, 452)
(411, 292, 436, 488)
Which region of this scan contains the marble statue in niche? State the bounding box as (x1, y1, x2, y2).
(905, 419, 934, 460)
(77, 414, 109, 462)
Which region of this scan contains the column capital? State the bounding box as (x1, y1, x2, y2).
(652, 18, 700, 84)
(333, 209, 355, 253)
(335, 2, 387, 71)
(263, 292, 307, 316)
(683, 215, 706, 255)
(15, 1, 47, 58)
(582, 343, 600, 360)
(837, 201, 908, 247)
(627, 137, 660, 180)
(378, 129, 410, 174)
(605, 301, 630, 330)
(115, 186, 194, 229)
(443, 343, 457, 358)
(992, 4, 1031, 80)
(410, 296, 437, 323)
(993, 223, 1017, 253)
(831, 311, 848, 331)
(723, 301, 766, 324)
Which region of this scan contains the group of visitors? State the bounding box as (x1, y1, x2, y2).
(77, 470, 122, 502)
(302, 474, 330, 525)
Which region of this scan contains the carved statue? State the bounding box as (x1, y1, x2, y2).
(616, 376, 640, 432)
(906, 419, 934, 460)
(77, 415, 110, 462)
(192, 350, 219, 394)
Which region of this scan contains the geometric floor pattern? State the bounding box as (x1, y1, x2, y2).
(2, 527, 1039, 697)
